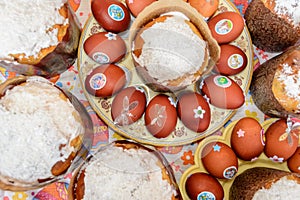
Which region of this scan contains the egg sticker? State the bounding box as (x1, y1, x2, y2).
(89, 73, 106, 90)
(108, 4, 125, 21)
(215, 19, 233, 35)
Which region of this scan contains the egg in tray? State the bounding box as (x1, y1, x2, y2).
(180, 117, 300, 200)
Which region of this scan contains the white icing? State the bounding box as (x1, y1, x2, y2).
(273, 0, 300, 27)
(0, 0, 68, 59)
(0, 77, 83, 183)
(135, 15, 207, 86)
(252, 176, 300, 200)
(83, 145, 176, 200)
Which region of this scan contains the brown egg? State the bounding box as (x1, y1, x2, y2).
(213, 44, 248, 75)
(185, 172, 224, 200)
(201, 141, 238, 179)
(84, 32, 127, 64)
(287, 147, 300, 173)
(91, 0, 131, 33)
(264, 119, 299, 162)
(177, 91, 211, 133)
(125, 0, 156, 17)
(200, 75, 245, 109)
(85, 64, 127, 97)
(188, 0, 219, 19)
(230, 117, 264, 161)
(207, 11, 244, 44)
(111, 86, 147, 126)
(144, 94, 177, 138)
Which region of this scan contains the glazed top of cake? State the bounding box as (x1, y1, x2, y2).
(0, 77, 83, 183)
(82, 144, 177, 200)
(133, 13, 208, 87)
(272, 49, 300, 113)
(263, 0, 300, 29)
(252, 175, 300, 199)
(0, 0, 68, 61)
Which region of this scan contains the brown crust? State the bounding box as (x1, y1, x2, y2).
(68, 140, 182, 200)
(245, 0, 300, 52)
(229, 167, 300, 200)
(250, 45, 300, 118)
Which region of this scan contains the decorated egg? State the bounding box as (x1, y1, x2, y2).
(264, 119, 299, 162)
(125, 0, 156, 17)
(111, 86, 147, 126)
(207, 11, 244, 44)
(91, 0, 131, 33)
(144, 94, 177, 138)
(213, 44, 248, 75)
(188, 0, 219, 19)
(287, 147, 300, 173)
(201, 141, 238, 179)
(200, 75, 245, 109)
(177, 91, 211, 133)
(230, 117, 264, 161)
(85, 64, 127, 97)
(84, 32, 127, 64)
(185, 172, 224, 200)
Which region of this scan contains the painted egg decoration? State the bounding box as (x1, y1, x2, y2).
(188, 0, 219, 20)
(177, 91, 211, 133)
(144, 94, 177, 138)
(264, 119, 299, 162)
(230, 117, 264, 161)
(85, 64, 127, 97)
(207, 11, 244, 44)
(185, 172, 224, 200)
(201, 141, 238, 179)
(125, 0, 156, 17)
(91, 0, 131, 33)
(200, 75, 245, 109)
(213, 44, 248, 75)
(111, 86, 147, 126)
(287, 147, 300, 173)
(84, 32, 127, 64)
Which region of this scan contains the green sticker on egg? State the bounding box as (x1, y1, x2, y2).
(213, 75, 232, 88)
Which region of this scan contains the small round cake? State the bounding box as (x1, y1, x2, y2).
(0, 0, 80, 76)
(69, 141, 180, 200)
(0, 76, 85, 191)
(130, 0, 220, 92)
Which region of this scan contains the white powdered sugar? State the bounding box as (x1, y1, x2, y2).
(273, 0, 300, 27)
(0, 0, 68, 59)
(0, 77, 83, 183)
(252, 176, 300, 200)
(134, 15, 207, 86)
(83, 145, 176, 200)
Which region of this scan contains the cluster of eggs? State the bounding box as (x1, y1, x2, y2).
(184, 117, 300, 200)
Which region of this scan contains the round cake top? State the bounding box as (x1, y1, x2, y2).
(0, 76, 83, 185)
(0, 0, 68, 61)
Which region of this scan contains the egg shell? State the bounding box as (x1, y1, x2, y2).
(177, 91, 211, 133)
(144, 94, 177, 138)
(264, 119, 299, 162)
(200, 74, 245, 109)
(91, 0, 131, 33)
(125, 0, 156, 17)
(85, 64, 127, 97)
(287, 147, 300, 173)
(201, 141, 238, 179)
(207, 11, 244, 44)
(230, 117, 264, 161)
(188, 0, 219, 19)
(111, 86, 147, 126)
(213, 44, 248, 75)
(84, 32, 127, 64)
(185, 172, 224, 200)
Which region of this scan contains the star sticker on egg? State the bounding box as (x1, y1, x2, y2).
(213, 144, 221, 152)
(237, 128, 245, 137)
(105, 32, 117, 40)
(193, 106, 206, 119)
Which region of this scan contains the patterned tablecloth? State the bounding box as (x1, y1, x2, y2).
(0, 0, 281, 199)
